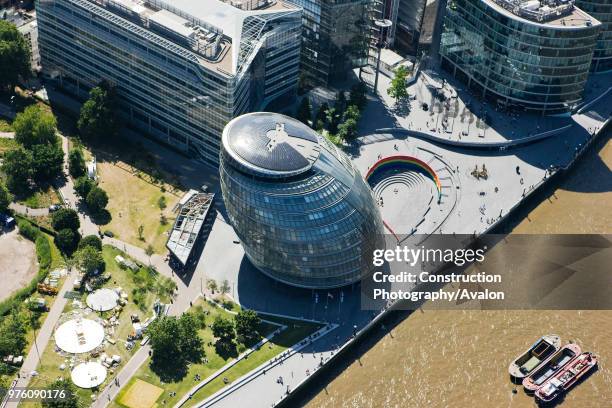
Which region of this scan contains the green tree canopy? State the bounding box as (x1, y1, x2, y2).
(55, 228, 79, 254)
(86, 186, 108, 213)
(0, 182, 11, 213)
(349, 81, 368, 110)
(31, 143, 64, 182)
(315, 102, 329, 129)
(51, 208, 80, 232)
(41, 379, 79, 408)
(74, 176, 94, 199)
(212, 316, 235, 343)
(74, 245, 104, 275)
(77, 234, 102, 251)
(0, 20, 30, 91)
(147, 315, 205, 380)
(13, 105, 58, 148)
(387, 66, 410, 101)
(234, 309, 261, 346)
(68, 148, 86, 178)
(77, 82, 120, 141)
(295, 97, 312, 126)
(0, 309, 27, 357)
(1, 147, 33, 194)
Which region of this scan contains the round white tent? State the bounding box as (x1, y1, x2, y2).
(71, 362, 107, 388)
(86, 288, 119, 312)
(54, 318, 104, 354)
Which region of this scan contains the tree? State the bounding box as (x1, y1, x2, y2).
(78, 234, 102, 251)
(0, 182, 11, 213)
(157, 195, 166, 210)
(77, 82, 120, 141)
(0, 309, 27, 357)
(295, 97, 312, 125)
(13, 105, 57, 148)
(387, 66, 410, 102)
(1, 147, 33, 194)
(55, 228, 79, 254)
(325, 106, 340, 134)
(220, 279, 231, 296)
(74, 245, 104, 275)
(41, 379, 79, 408)
(207, 279, 218, 294)
(147, 315, 204, 379)
(178, 313, 204, 362)
(234, 309, 261, 346)
(337, 117, 358, 141)
(211, 316, 236, 356)
(315, 103, 328, 129)
(0, 20, 31, 91)
(349, 81, 368, 110)
(137, 224, 144, 241)
(344, 104, 361, 122)
(68, 148, 86, 178)
(51, 208, 80, 232)
(86, 186, 108, 214)
(145, 244, 154, 265)
(31, 143, 64, 182)
(74, 176, 94, 199)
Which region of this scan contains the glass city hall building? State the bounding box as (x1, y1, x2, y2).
(576, 0, 612, 72)
(220, 113, 384, 289)
(440, 0, 601, 114)
(35, 0, 301, 166)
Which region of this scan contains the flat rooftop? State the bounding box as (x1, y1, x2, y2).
(88, 0, 297, 75)
(486, 0, 600, 28)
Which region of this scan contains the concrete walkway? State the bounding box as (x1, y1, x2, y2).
(8, 202, 49, 217)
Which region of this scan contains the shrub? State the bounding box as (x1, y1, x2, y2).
(78, 235, 102, 251)
(17, 218, 39, 241)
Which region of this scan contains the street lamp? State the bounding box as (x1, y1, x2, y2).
(373, 18, 392, 93)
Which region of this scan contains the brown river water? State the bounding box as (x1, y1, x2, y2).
(305, 133, 611, 408)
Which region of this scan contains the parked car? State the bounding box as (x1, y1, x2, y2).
(103, 230, 114, 238)
(48, 204, 62, 212)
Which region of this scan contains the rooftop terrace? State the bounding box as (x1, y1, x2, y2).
(487, 0, 599, 27)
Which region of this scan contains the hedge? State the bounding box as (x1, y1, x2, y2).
(0, 220, 54, 316)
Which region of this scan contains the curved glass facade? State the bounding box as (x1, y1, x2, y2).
(220, 113, 384, 289)
(576, 0, 612, 72)
(440, 0, 601, 113)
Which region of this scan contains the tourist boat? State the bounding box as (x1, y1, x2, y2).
(535, 352, 597, 404)
(508, 334, 561, 380)
(522, 343, 582, 393)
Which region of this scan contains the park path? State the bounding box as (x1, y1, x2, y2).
(4, 268, 77, 408)
(0, 131, 14, 138)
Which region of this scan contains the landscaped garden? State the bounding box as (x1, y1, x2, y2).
(113, 300, 321, 408)
(26, 245, 172, 406)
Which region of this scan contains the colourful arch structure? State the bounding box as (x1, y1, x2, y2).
(365, 155, 442, 200)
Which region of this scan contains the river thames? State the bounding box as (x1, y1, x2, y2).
(305, 132, 611, 408)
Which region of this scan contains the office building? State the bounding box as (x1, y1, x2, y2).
(36, 0, 302, 165)
(440, 0, 601, 114)
(289, 0, 370, 87)
(575, 0, 612, 72)
(220, 112, 385, 289)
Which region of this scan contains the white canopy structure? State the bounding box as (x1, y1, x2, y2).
(71, 362, 107, 388)
(86, 288, 119, 312)
(54, 318, 105, 354)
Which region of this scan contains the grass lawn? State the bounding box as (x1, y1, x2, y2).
(26, 246, 160, 406)
(0, 118, 13, 132)
(113, 301, 321, 408)
(0, 137, 17, 156)
(97, 161, 181, 254)
(18, 185, 62, 209)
